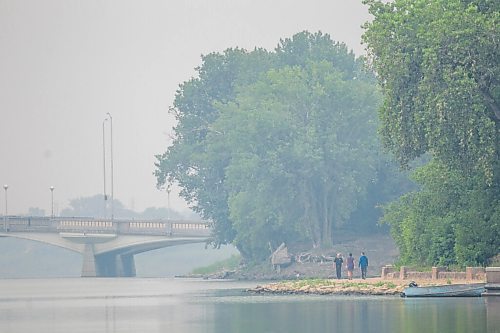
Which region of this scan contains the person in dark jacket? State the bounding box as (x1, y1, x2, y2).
(359, 252, 369, 279)
(333, 253, 343, 279)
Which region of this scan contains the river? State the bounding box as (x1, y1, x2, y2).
(0, 278, 497, 333)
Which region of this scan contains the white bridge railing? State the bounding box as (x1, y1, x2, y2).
(1, 216, 211, 237)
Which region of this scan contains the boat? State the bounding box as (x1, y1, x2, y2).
(401, 283, 486, 297)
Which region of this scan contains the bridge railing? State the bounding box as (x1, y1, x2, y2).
(1, 216, 58, 232)
(2, 216, 211, 237)
(57, 219, 116, 234)
(115, 219, 211, 237)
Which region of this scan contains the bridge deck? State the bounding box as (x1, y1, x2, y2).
(1, 216, 211, 237)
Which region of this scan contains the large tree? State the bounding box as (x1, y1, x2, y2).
(156, 32, 384, 260)
(155, 48, 275, 249)
(213, 61, 380, 257)
(363, 0, 500, 266)
(362, 0, 499, 180)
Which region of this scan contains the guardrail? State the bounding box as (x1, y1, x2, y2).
(1, 216, 211, 237)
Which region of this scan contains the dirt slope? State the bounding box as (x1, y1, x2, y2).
(233, 232, 399, 280)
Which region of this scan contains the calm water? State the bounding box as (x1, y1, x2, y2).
(0, 278, 498, 333)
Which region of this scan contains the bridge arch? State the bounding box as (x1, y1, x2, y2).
(1, 216, 212, 277)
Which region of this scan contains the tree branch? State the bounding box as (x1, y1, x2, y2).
(479, 87, 500, 123)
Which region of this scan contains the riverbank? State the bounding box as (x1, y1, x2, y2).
(248, 278, 484, 296)
(188, 232, 400, 281)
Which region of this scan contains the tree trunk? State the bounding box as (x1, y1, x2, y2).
(304, 181, 320, 248)
(320, 184, 333, 248)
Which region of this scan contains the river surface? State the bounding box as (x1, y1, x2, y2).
(0, 278, 498, 333)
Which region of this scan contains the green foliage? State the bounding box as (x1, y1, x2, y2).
(489, 255, 500, 267)
(155, 31, 391, 261)
(363, 0, 499, 180)
(346, 157, 416, 232)
(155, 48, 274, 247)
(292, 279, 336, 288)
(191, 254, 241, 275)
(373, 281, 396, 289)
(363, 0, 499, 268)
(216, 61, 381, 259)
(381, 160, 499, 266)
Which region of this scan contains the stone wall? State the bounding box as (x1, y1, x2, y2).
(485, 267, 499, 283)
(466, 267, 486, 280)
(381, 265, 485, 281)
(484, 267, 500, 296)
(438, 272, 467, 280)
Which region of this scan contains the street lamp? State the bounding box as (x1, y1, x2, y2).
(106, 112, 114, 220)
(3, 184, 7, 215)
(103, 118, 108, 218)
(3, 184, 8, 231)
(50, 186, 55, 218)
(167, 185, 171, 220)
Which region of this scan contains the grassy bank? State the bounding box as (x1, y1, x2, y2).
(191, 254, 241, 275)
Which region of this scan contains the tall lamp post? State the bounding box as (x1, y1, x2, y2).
(50, 186, 55, 218)
(3, 184, 8, 231)
(106, 112, 114, 220)
(167, 185, 171, 220)
(103, 118, 108, 218)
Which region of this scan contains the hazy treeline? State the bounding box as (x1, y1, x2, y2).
(26, 194, 199, 220)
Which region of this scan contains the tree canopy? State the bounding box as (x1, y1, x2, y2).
(363, 0, 499, 266)
(382, 160, 499, 266)
(362, 0, 499, 180)
(155, 32, 398, 261)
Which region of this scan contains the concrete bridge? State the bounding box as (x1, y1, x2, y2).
(0, 216, 211, 277)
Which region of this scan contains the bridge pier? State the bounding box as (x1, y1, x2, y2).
(82, 248, 137, 277)
(95, 252, 136, 277)
(117, 254, 136, 277)
(81, 244, 98, 277)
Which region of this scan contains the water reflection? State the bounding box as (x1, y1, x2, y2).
(0, 279, 496, 333)
(211, 296, 490, 333)
(486, 297, 500, 333)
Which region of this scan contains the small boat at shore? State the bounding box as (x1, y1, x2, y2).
(401, 283, 486, 297)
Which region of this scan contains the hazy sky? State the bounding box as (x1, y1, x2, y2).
(0, 0, 370, 216)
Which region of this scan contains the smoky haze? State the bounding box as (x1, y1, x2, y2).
(0, 0, 370, 216)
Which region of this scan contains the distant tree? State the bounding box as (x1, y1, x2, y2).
(140, 207, 183, 220)
(60, 195, 130, 218)
(346, 156, 416, 232)
(60, 194, 190, 220)
(27, 207, 46, 216)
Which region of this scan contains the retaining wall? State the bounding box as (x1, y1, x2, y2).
(381, 265, 485, 281)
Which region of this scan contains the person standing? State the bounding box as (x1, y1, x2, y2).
(359, 252, 369, 279)
(333, 253, 343, 279)
(346, 253, 355, 280)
